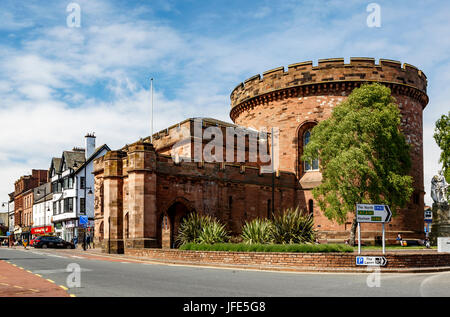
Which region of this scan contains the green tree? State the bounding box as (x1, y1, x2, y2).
(302, 83, 414, 245)
(433, 111, 450, 186)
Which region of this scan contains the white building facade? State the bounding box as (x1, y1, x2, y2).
(32, 183, 53, 235)
(50, 134, 109, 242)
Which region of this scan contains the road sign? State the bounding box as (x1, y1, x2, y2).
(79, 216, 88, 228)
(356, 204, 392, 223)
(356, 256, 387, 266)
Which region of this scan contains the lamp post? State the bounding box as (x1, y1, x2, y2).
(82, 187, 93, 251)
(1, 201, 10, 247)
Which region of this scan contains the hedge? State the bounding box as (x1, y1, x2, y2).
(179, 243, 353, 253)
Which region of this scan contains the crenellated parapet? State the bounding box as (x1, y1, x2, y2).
(230, 57, 428, 121)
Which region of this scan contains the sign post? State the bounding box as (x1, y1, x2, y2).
(356, 204, 392, 255)
(357, 222, 361, 254)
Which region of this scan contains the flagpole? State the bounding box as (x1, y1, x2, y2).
(150, 78, 154, 143)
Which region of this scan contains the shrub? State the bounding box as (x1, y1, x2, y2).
(177, 213, 229, 246)
(270, 207, 316, 244)
(198, 220, 230, 244)
(179, 243, 353, 253)
(176, 213, 212, 246)
(241, 218, 273, 244)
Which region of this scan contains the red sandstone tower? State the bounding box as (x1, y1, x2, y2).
(230, 57, 429, 242)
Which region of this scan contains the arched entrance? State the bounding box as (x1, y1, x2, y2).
(159, 199, 193, 249)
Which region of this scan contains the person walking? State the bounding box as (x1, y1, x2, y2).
(86, 234, 91, 249)
(82, 233, 86, 251)
(396, 233, 403, 246)
(73, 236, 78, 249)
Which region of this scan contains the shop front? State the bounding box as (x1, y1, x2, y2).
(21, 226, 31, 244)
(64, 219, 78, 242)
(54, 222, 63, 238)
(31, 225, 54, 237)
(13, 226, 21, 242)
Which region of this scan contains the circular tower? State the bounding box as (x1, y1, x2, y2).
(230, 57, 429, 242)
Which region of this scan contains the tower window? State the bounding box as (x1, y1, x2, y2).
(303, 130, 319, 171)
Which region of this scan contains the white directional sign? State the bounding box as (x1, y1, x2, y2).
(356, 256, 387, 266)
(356, 204, 392, 223)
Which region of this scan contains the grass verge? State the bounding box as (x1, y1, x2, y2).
(179, 243, 353, 253)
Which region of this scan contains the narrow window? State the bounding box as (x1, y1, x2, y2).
(303, 130, 319, 172)
(308, 199, 314, 216)
(80, 198, 86, 213)
(80, 177, 85, 189)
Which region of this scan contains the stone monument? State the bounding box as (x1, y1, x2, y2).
(430, 170, 450, 244)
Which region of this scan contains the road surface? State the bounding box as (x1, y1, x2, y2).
(1, 247, 449, 297)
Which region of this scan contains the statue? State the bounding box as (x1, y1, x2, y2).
(431, 170, 449, 204)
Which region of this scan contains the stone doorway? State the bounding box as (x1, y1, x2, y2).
(161, 201, 192, 249)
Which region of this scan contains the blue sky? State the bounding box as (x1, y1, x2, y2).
(0, 0, 449, 208)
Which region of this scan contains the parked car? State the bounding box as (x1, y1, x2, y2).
(33, 236, 75, 249)
(30, 236, 41, 246)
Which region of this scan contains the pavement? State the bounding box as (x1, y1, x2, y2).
(0, 259, 70, 297)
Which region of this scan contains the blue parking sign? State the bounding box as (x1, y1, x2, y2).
(356, 257, 364, 265)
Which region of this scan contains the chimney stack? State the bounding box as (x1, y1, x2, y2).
(85, 133, 96, 159)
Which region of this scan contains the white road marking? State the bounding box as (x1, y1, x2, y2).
(419, 272, 450, 297)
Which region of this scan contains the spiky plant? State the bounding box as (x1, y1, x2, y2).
(241, 218, 273, 244)
(270, 207, 316, 244)
(176, 213, 213, 246)
(198, 220, 230, 244)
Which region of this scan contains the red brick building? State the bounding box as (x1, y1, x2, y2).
(13, 169, 48, 240)
(94, 58, 428, 253)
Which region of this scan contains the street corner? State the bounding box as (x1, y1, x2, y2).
(0, 260, 71, 297)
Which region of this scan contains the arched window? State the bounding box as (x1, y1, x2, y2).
(303, 130, 319, 171)
(124, 213, 129, 239)
(99, 221, 104, 241)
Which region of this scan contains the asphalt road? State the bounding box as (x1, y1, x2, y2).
(1, 247, 449, 297)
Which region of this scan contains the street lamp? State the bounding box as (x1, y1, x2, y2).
(1, 201, 10, 247)
(81, 186, 93, 251)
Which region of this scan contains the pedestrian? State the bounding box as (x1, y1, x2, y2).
(73, 236, 78, 249)
(425, 237, 431, 249)
(86, 234, 91, 249)
(82, 234, 86, 251)
(396, 233, 402, 246)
